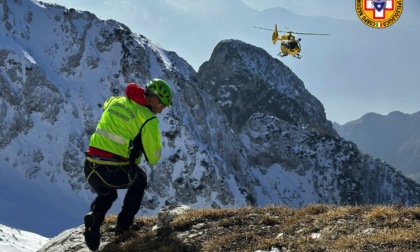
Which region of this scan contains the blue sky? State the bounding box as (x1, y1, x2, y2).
(43, 0, 420, 124)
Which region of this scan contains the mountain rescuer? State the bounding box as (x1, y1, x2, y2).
(83, 79, 173, 251)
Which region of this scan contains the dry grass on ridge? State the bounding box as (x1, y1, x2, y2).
(98, 204, 420, 252)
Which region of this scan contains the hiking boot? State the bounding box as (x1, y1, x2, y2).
(84, 212, 101, 251)
(114, 224, 129, 236)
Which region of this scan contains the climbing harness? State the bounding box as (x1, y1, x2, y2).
(85, 157, 136, 188)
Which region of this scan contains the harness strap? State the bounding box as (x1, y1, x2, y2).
(139, 116, 157, 135)
(129, 116, 157, 162)
(86, 156, 130, 166)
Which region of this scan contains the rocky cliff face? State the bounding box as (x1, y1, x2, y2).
(1, 0, 420, 237)
(197, 39, 336, 137)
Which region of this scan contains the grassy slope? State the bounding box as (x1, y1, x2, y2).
(98, 204, 420, 252)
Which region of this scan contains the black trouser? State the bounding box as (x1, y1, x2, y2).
(84, 159, 148, 230)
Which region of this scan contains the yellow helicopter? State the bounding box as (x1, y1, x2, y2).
(254, 24, 330, 59)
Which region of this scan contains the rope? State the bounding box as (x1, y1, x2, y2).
(86, 159, 133, 188)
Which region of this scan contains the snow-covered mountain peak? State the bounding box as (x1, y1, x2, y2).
(0, 224, 49, 252)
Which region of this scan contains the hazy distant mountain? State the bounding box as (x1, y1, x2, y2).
(334, 111, 420, 183)
(1, 0, 419, 242)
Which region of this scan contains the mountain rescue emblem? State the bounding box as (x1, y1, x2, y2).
(355, 0, 403, 28)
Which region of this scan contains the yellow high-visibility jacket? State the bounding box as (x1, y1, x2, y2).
(89, 96, 162, 164)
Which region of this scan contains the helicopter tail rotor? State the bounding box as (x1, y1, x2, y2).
(272, 24, 280, 44)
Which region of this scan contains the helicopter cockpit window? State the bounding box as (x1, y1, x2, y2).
(282, 41, 297, 49)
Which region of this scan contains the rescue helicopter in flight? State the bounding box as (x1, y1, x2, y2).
(254, 24, 330, 59)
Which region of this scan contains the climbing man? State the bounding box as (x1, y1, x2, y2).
(83, 79, 173, 251)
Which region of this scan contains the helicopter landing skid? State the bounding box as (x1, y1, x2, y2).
(292, 54, 302, 59)
(278, 52, 287, 57)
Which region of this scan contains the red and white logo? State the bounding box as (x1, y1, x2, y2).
(355, 0, 403, 28)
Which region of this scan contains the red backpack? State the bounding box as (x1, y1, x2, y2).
(125, 83, 148, 106)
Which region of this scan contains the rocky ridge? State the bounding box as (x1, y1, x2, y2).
(39, 205, 420, 252)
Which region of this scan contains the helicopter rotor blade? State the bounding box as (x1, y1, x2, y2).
(253, 26, 290, 33)
(253, 26, 274, 31)
(254, 26, 330, 36)
(291, 32, 330, 35)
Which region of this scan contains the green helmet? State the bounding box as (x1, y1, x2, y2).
(146, 79, 173, 106)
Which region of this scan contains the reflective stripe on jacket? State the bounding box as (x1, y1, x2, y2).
(89, 96, 162, 165)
